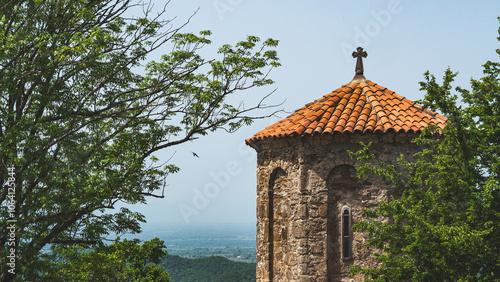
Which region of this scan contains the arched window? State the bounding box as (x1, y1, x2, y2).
(341, 207, 351, 260)
(327, 165, 359, 278)
(267, 168, 287, 281)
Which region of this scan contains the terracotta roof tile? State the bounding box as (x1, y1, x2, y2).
(246, 79, 447, 143)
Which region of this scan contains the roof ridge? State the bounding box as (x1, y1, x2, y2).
(361, 84, 387, 132)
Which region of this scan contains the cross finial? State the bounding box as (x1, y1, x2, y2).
(352, 47, 367, 76)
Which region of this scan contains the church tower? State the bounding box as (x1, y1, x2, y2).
(245, 48, 447, 281)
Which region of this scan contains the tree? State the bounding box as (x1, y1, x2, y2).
(350, 19, 500, 281)
(0, 0, 280, 280)
(34, 238, 170, 281)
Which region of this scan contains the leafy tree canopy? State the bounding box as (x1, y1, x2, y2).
(36, 238, 170, 281)
(159, 254, 255, 282)
(350, 18, 500, 281)
(0, 0, 280, 280)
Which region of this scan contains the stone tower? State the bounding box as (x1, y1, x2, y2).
(245, 48, 447, 281)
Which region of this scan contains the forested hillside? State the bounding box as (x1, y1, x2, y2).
(159, 254, 256, 282)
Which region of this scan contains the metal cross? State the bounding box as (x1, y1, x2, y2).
(352, 47, 367, 75)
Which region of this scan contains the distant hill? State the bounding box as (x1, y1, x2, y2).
(159, 254, 256, 282)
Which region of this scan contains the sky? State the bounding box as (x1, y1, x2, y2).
(124, 0, 500, 227)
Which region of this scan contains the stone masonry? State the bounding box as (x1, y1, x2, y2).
(249, 132, 424, 281)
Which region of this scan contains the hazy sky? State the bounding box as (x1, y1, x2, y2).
(124, 0, 500, 226)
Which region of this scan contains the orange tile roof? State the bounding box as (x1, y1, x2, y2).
(246, 78, 447, 144)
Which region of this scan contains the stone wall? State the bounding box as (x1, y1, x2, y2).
(250, 133, 423, 282)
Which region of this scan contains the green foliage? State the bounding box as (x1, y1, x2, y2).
(349, 18, 500, 281)
(159, 254, 255, 282)
(32, 238, 170, 281)
(0, 0, 279, 280)
(212, 268, 256, 282)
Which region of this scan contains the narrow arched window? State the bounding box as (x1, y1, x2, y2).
(267, 168, 287, 281)
(342, 208, 351, 259)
